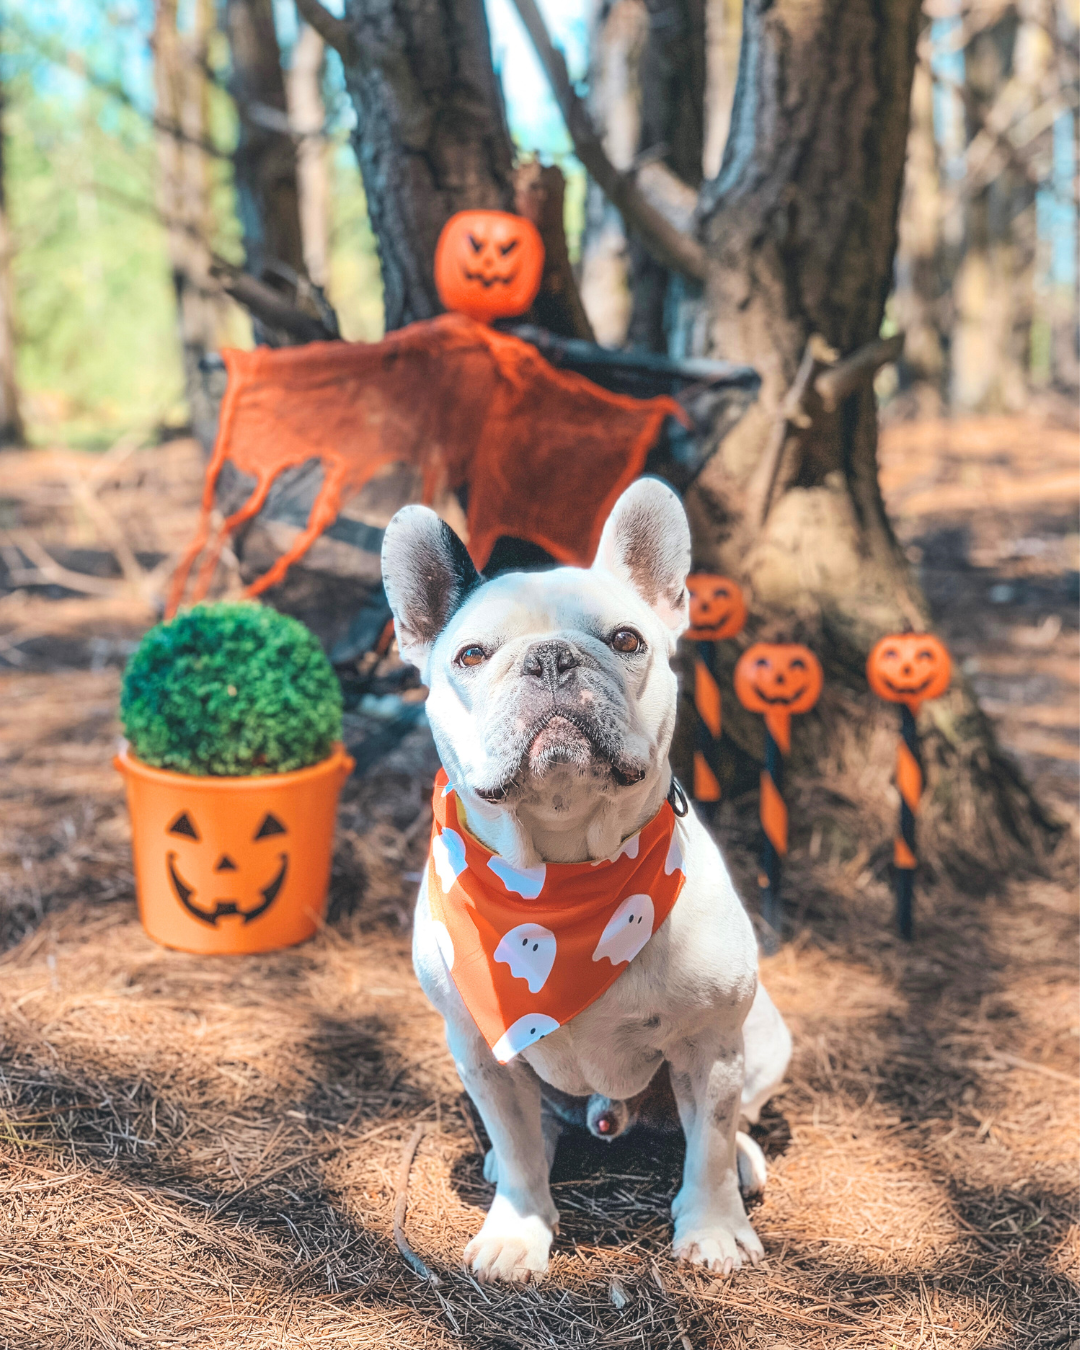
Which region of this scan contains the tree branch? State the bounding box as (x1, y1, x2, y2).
(507, 0, 708, 281)
(294, 0, 353, 58)
(815, 333, 904, 410)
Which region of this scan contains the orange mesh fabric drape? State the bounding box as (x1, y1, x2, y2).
(167, 314, 684, 616)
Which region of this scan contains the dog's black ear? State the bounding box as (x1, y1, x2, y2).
(593, 478, 690, 636)
(381, 506, 482, 671)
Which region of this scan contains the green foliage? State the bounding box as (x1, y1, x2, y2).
(120, 603, 343, 777)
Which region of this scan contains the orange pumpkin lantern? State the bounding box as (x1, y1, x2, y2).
(115, 744, 353, 955)
(866, 633, 951, 711)
(434, 210, 545, 323)
(686, 574, 747, 641)
(734, 643, 823, 719)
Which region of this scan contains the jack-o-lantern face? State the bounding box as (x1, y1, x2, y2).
(734, 643, 823, 717)
(867, 633, 950, 709)
(164, 807, 289, 927)
(686, 574, 747, 641)
(434, 211, 545, 323)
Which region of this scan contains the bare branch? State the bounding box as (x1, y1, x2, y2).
(815, 333, 904, 410)
(209, 257, 340, 344)
(507, 0, 708, 281)
(294, 0, 353, 58)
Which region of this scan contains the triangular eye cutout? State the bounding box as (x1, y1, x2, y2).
(254, 812, 287, 840)
(168, 811, 199, 841)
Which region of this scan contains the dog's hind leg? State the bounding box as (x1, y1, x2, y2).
(740, 981, 792, 1124)
(735, 1130, 768, 1196)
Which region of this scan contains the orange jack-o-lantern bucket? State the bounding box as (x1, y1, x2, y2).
(114, 744, 354, 955)
(434, 210, 545, 323)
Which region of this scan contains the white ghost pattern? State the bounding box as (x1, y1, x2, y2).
(487, 855, 547, 899)
(594, 831, 640, 866)
(492, 1013, 560, 1064)
(493, 923, 557, 993)
(591, 893, 656, 966)
(430, 920, 455, 971)
(664, 830, 684, 876)
(432, 827, 467, 892)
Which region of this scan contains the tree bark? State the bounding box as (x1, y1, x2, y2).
(153, 0, 221, 451)
(225, 0, 306, 285)
(303, 0, 516, 332)
(0, 39, 23, 448)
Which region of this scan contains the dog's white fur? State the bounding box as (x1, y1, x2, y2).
(382, 479, 791, 1284)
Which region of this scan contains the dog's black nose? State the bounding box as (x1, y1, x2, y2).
(522, 640, 579, 682)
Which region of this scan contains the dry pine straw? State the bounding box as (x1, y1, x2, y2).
(0, 425, 1078, 1348)
(0, 678, 1077, 1349)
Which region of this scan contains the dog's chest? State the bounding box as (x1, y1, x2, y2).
(521, 996, 668, 1100)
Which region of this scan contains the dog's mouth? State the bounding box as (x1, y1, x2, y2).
(475, 710, 647, 802)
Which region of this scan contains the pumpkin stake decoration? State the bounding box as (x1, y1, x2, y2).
(434, 210, 545, 324)
(115, 603, 354, 955)
(734, 643, 823, 947)
(685, 574, 747, 804)
(866, 633, 952, 940)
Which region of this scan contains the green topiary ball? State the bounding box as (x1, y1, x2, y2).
(121, 602, 343, 776)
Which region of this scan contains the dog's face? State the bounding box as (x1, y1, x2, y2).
(381, 481, 691, 823)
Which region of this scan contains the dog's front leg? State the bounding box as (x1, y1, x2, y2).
(449, 1023, 558, 1283)
(667, 1035, 764, 1273)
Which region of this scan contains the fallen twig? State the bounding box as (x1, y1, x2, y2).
(393, 1123, 440, 1285)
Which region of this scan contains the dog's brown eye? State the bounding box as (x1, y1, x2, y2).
(610, 628, 643, 654)
(456, 644, 486, 667)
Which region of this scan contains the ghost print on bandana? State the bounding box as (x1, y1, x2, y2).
(426, 770, 687, 1063)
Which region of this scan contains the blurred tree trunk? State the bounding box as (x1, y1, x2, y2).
(286, 24, 330, 290)
(224, 0, 306, 285)
(299, 0, 517, 332)
(578, 0, 645, 346)
(892, 44, 946, 408)
(153, 0, 220, 450)
(702, 0, 741, 179)
(0, 45, 23, 449)
(950, 11, 1041, 412)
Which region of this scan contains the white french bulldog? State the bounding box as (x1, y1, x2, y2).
(381, 478, 791, 1284)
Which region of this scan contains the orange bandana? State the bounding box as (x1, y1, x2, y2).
(426, 770, 687, 1063)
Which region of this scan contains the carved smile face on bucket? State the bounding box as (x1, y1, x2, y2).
(686, 574, 747, 641)
(734, 643, 823, 716)
(164, 808, 289, 927)
(867, 633, 951, 708)
(434, 211, 545, 323)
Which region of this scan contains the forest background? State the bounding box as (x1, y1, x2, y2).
(2, 0, 1077, 449)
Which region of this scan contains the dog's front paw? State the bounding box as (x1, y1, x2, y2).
(672, 1214, 764, 1275)
(464, 1194, 554, 1283)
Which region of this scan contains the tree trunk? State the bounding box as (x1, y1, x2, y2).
(307, 0, 516, 332)
(287, 24, 330, 290)
(153, 0, 221, 451)
(686, 0, 1060, 868)
(950, 12, 1039, 413)
(224, 0, 306, 284)
(892, 45, 946, 408)
(0, 41, 23, 448)
(578, 0, 645, 346)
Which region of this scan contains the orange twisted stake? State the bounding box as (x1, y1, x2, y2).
(685, 576, 747, 804)
(734, 644, 822, 947)
(867, 633, 951, 939)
